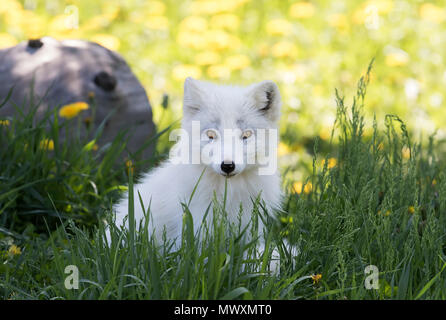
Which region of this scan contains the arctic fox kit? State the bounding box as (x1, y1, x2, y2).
(113, 77, 282, 248)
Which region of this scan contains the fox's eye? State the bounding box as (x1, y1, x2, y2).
(242, 130, 253, 140)
(206, 129, 217, 140)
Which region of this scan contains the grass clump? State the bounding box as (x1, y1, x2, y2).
(0, 89, 150, 235)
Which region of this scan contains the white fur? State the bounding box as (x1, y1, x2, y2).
(112, 78, 283, 253)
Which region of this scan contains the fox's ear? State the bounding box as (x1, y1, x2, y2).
(183, 77, 205, 115)
(249, 80, 281, 122)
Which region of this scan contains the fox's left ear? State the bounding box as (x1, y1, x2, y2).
(249, 80, 281, 122)
(183, 77, 205, 116)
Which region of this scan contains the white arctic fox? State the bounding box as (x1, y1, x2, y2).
(112, 77, 283, 249)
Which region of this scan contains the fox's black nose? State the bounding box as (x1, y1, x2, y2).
(221, 161, 235, 174)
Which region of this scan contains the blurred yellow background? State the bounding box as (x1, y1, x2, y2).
(1, 0, 446, 183)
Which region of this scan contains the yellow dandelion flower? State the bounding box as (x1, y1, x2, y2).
(210, 14, 240, 30)
(92, 144, 99, 151)
(402, 147, 411, 159)
(144, 1, 166, 15)
(190, 0, 248, 15)
(321, 157, 337, 169)
(0, 0, 22, 14)
(225, 54, 250, 70)
(370, 0, 394, 14)
(0, 33, 18, 49)
(8, 244, 21, 256)
(292, 181, 312, 194)
(172, 64, 202, 82)
(304, 182, 313, 194)
(385, 50, 409, 67)
(319, 128, 331, 141)
(289, 2, 315, 19)
(59, 102, 89, 119)
(49, 14, 77, 36)
(195, 51, 221, 66)
(190, 1, 222, 15)
(144, 16, 169, 30)
(311, 274, 322, 284)
(0, 119, 10, 126)
(328, 158, 337, 168)
(207, 64, 231, 79)
(22, 12, 46, 39)
(266, 19, 293, 36)
(313, 85, 324, 96)
(40, 139, 54, 151)
(91, 34, 120, 51)
(432, 179, 437, 186)
(293, 181, 303, 194)
(352, 7, 367, 25)
(83, 14, 112, 31)
(278, 142, 291, 156)
(408, 206, 415, 215)
(177, 31, 206, 49)
(384, 210, 391, 216)
(328, 13, 349, 31)
(180, 16, 208, 32)
(204, 30, 240, 50)
(419, 3, 445, 23)
(271, 41, 298, 58)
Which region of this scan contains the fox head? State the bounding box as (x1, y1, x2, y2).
(173, 77, 281, 177)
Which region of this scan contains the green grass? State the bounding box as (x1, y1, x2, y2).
(2, 66, 446, 299)
(0, 88, 132, 235)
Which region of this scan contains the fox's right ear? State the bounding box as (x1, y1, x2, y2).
(249, 80, 281, 123)
(183, 77, 204, 115)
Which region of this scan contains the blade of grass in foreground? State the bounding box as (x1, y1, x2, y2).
(414, 261, 446, 300)
(0, 86, 14, 109)
(128, 161, 135, 267)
